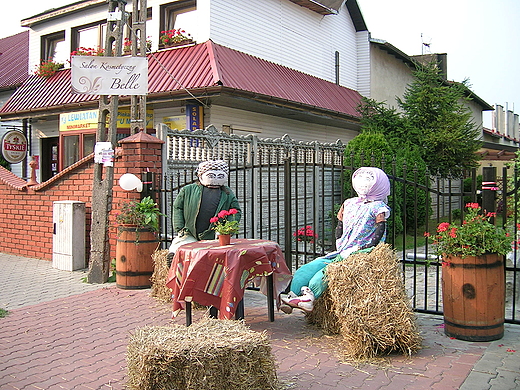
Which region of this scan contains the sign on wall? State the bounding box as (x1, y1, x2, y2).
(163, 115, 186, 130)
(71, 56, 148, 95)
(59, 110, 98, 131)
(1, 130, 28, 164)
(186, 104, 203, 130)
(116, 109, 154, 129)
(60, 109, 154, 132)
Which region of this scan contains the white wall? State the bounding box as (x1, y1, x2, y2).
(206, 105, 357, 144)
(27, 3, 108, 70)
(356, 30, 370, 97)
(208, 0, 360, 89)
(26, 0, 362, 90)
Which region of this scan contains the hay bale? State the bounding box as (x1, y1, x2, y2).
(150, 249, 172, 303)
(126, 319, 279, 390)
(307, 243, 421, 360)
(305, 289, 341, 334)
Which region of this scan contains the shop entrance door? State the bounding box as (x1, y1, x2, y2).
(40, 137, 59, 182)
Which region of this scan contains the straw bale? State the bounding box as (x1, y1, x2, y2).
(150, 250, 172, 303)
(307, 243, 421, 360)
(305, 289, 341, 334)
(126, 318, 279, 390)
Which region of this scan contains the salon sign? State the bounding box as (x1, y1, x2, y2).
(71, 56, 148, 95)
(1, 130, 27, 164)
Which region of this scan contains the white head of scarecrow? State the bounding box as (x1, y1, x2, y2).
(352, 167, 390, 202)
(197, 160, 229, 188)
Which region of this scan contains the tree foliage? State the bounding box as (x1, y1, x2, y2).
(397, 62, 482, 178)
(344, 131, 404, 234)
(0, 156, 9, 170)
(344, 130, 430, 234)
(343, 61, 484, 232)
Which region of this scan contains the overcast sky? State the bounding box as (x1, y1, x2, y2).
(3, 0, 519, 127)
(358, 0, 520, 127)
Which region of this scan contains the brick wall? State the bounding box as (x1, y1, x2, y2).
(0, 132, 163, 262)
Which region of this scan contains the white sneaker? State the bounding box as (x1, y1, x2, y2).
(280, 291, 298, 302)
(281, 287, 315, 313)
(300, 286, 314, 297)
(279, 291, 298, 314)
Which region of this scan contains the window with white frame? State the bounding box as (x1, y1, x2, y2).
(41, 31, 68, 64)
(160, 0, 196, 35)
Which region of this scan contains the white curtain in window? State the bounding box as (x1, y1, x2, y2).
(173, 9, 197, 31)
(52, 39, 69, 65)
(78, 26, 99, 49)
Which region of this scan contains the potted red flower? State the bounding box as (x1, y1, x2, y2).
(425, 202, 511, 341)
(159, 28, 193, 48)
(210, 208, 239, 245)
(35, 59, 64, 79)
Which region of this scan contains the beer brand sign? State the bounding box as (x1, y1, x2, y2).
(71, 56, 148, 95)
(1, 130, 28, 164)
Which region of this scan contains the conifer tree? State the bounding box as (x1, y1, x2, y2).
(397, 62, 482, 178)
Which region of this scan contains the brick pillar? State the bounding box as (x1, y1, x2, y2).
(116, 131, 164, 202)
(109, 131, 165, 258)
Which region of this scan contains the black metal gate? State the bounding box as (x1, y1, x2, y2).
(155, 126, 520, 324)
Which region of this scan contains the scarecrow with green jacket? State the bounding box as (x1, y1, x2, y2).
(171, 160, 241, 243)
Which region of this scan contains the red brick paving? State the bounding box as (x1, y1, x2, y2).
(0, 286, 491, 389)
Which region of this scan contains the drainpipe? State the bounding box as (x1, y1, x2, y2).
(335, 51, 340, 85)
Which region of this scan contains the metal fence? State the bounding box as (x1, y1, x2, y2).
(155, 126, 520, 324)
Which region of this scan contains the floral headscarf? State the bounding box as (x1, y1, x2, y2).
(352, 167, 390, 202)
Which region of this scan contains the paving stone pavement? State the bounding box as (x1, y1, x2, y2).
(0, 253, 519, 390)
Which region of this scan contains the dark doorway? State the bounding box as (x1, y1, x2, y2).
(40, 137, 59, 182)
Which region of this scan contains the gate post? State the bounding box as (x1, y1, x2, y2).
(284, 157, 292, 271)
(482, 166, 497, 222)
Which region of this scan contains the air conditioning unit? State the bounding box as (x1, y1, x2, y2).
(52, 201, 86, 271)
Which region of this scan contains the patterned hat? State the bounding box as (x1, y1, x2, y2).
(196, 160, 229, 176)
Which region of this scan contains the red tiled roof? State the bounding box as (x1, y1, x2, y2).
(0, 165, 28, 190)
(1, 40, 362, 120)
(0, 31, 29, 90)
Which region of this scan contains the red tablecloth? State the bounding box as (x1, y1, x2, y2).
(166, 239, 292, 319)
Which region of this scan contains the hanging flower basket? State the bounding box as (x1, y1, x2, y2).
(70, 47, 105, 56)
(164, 39, 194, 48)
(123, 38, 132, 54)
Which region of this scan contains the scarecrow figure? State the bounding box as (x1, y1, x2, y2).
(281, 167, 391, 313)
(167, 160, 241, 257)
(168, 160, 241, 318)
(171, 160, 241, 244)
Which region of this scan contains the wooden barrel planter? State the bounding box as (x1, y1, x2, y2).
(116, 226, 159, 289)
(441, 253, 505, 341)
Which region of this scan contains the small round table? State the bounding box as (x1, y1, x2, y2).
(166, 238, 292, 324)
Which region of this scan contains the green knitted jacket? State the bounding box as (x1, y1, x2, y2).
(173, 182, 241, 240)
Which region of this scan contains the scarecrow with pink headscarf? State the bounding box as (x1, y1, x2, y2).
(281, 167, 391, 313)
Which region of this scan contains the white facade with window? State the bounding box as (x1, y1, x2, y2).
(9, 0, 498, 183)
(24, 0, 368, 89)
